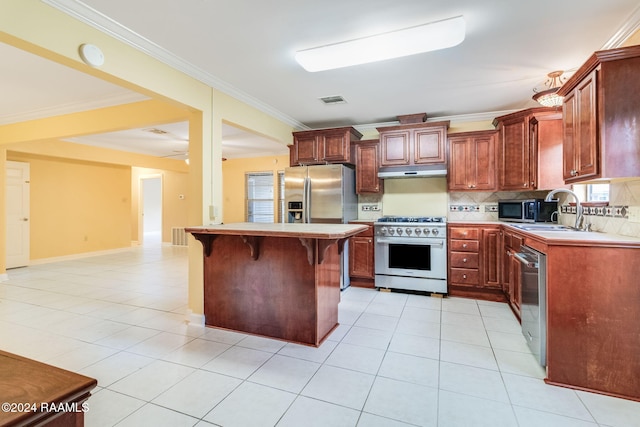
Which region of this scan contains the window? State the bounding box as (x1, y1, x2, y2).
(587, 183, 609, 202)
(246, 172, 274, 223)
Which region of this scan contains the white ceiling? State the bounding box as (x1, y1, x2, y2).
(2, 0, 640, 159)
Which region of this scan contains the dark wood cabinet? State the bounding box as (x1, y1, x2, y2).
(447, 224, 504, 301)
(354, 140, 383, 194)
(545, 243, 640, 401)
(348, 222, 375, 288)
(502, 228, 523, 319)
(482, 227, 501, 289)
(557, 45, 640, 183)
(562, 71, 598, 182)
(290, 127, 362, 166)
(448, 130, 497, 191)
(493, 107, 565, 191)
(377, 121, 449, 168)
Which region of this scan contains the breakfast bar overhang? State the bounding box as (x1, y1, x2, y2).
(186, 223, 368, 346)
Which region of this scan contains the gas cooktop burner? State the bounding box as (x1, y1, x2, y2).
(376, 216, 446, 223)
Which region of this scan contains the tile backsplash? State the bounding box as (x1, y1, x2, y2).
(448, 179, 640, 239)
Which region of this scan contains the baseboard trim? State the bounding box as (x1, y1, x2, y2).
(185, 309, 205, 326)
(28, 247, 136, 266)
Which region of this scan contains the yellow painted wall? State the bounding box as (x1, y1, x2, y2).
(221, 155, 290, 223)
(381, 177, 449, 217)
(7, 153, 131, 259)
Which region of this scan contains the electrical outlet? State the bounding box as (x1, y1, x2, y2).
(362, 205, 371, 211)
(371, 205, 380, 211)
(628, 206, 640, 223)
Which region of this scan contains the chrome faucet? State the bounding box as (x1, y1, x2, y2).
(545, 188, 584, 230)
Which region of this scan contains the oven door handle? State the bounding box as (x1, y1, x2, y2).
(376, 238, 444, 247)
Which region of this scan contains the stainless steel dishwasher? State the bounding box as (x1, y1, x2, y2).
(514, 245, 547, 367)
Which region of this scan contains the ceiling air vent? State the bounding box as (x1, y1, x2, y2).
(144, 128, 169, 135)
(319, 95, 347, 105)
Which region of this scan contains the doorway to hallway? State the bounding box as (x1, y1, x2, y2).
(140, 175, 162, 246)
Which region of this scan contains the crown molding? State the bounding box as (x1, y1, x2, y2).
(353, 109, 517, 134)
(601, 3, 640, 49)
(42, 0, 309, 130)
(0, 92, 147, 125)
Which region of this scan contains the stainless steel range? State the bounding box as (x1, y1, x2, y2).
(374, 216, 447, 293)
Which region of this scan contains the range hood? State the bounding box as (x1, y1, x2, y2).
(378, 165, 448, 179)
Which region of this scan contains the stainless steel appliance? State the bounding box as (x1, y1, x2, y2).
(374, 216, 447, 293)
(284, 164, 357, 289)
(514, 245, 547, 367)
(498, 199, 557, 223)
(284, 164, 357, 224)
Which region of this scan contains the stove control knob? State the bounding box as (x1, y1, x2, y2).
(380, 227, 387, 235)
(396, 227, 403, 236)
(414, 228, 422, 235)
(423, 228, 431, 235)
(432, 228, 439, 236)
(388, 228, 395, 235)
(405, 228, 412, 235)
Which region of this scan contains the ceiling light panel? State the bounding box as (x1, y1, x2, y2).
(295, 15, 465, 72)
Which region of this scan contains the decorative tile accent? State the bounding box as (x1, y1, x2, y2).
(484, 204, 499, 212)
(559, 204, 628, 219)
(449, 204, 480, 212)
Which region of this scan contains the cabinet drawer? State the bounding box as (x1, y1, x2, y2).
(512, 235, 524, 251)
(449, 227, 479, 240)
(449, 239, 479, 252)
(450, 252, 479, 268)
(449, 268, 480, 285)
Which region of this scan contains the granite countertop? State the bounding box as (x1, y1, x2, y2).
(510, 227, 640, 246)
(186, 222, 369, 239)
(448, 220, 640, 246)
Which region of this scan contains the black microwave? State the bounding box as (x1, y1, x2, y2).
(498, 199, 557, 223)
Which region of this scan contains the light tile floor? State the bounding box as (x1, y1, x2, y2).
(1, 245, 639, 427)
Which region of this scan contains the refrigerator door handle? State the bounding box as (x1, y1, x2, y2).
(303, 176, 311, 223)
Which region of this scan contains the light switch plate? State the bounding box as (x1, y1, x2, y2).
(628, 206, 640, 223)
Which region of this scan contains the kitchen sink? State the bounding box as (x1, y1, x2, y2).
(509, 224, 573, 232)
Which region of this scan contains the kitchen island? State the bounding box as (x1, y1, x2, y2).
(186, 223, 368, 346)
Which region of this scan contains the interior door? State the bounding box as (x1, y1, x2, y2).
(6, 161, 30, 268)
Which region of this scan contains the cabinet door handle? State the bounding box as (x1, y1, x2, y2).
(368, 239, 372, 243)
(462, 243, 467, 248)
(463, 258, 468, 263)
(462, 274, 467, 279)
(523, 183, 528, 187)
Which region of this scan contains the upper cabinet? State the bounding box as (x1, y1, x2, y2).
(290, 127, 362, 166)
(557, 45, 640, 183)
(493, 108, 565, 191)
(448, 130, 497, 191)
(377, 121, 449, 168)
(354, 140, 383, 194)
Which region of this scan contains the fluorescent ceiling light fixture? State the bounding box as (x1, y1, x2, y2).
(295, 15, 465, 72)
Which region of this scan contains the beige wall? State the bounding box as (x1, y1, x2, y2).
(7, 152, 132, 259)
(222, 155, 290, 223)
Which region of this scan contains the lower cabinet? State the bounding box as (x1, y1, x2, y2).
(447, 224, 505, 301)
(502, 228, 523, 319)
(348, 222, 375, 288)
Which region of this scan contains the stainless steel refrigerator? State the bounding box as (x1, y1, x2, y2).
(284, 164, 357, 288)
